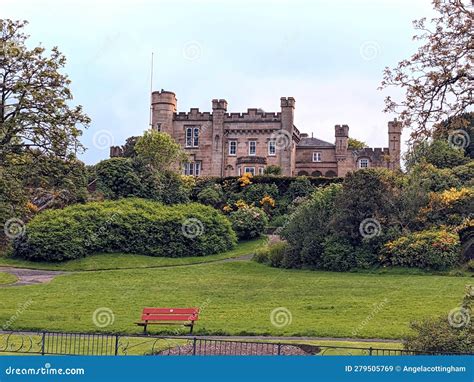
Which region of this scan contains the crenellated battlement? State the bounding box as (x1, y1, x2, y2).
(173, 108, 213, 121)
(351, 147, 390, 161)
(224, 109, 281, 122)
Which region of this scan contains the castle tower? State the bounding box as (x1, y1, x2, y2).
(211, 99, 227, 177)
(151, 90, 177, 134)
(388, 119, 402, 170)
(280, 97, 296, 176)
(335, 124, 350, 176)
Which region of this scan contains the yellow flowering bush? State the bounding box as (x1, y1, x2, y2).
(381, 229, 461, 270)
(260, 195, 276, 208)
(238, 172, 253, 187)
(420, 187, 473, 226)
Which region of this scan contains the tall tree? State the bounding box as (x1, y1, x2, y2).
(380, 1, 473, 141)
(0, 19, 90, 161)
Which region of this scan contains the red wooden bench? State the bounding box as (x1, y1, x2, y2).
(136, 307, 200, 334)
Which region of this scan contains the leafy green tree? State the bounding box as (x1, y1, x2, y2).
(134, 130, 187, 172)
(263, 165, 282, 176)
(348, 138, 367, 150)
(0, 19, 90, 161)
(95, 158, 143, 199)
(405, 139, 469, 170)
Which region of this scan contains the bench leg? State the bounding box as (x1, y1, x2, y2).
(143, 323, 148, 335)
(189, 322, 194, 334)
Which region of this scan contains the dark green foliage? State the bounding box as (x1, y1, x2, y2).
(93, 158, 190, 204)
(95, 158, 143, 199)
(320, 237, 356, 272)
(13, 198, 236, 262)
(286, 176, 314, 200)
(263, 165, 282, 175)
(242, 183, 279, 205)
(229, 206, 268, 240)
(197, 185, 223, 207)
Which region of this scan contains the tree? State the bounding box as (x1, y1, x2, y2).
(0, 19, 90, 161)
(263, 165, 282, 176)
(404, 139, 469, 170)
(134, 130, 187, 172)
(380, 1, 473, 141)
(348, 138, 367, 150)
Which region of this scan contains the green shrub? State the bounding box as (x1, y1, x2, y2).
(254, 242, 288, 268)
(95, 158, 143, 199)
(229, 206, 268, 240)
(466, 260, 474, 272)
(263, 165, 282, 176)
(197, 186, 223, 207)
(381, 229, 462, 270)
(320, 237, 356, 271)
(243, 183, 279, 205)
(14, 198, 236, 262)
(286, 176, 314, 199)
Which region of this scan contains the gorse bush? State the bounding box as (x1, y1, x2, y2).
(14, 198, 236, 262)
(381, 229, 462, 270)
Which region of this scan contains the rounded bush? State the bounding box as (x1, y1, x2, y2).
(229, 206, 268, 240)
(14, 198, 237, 262)
(381, 229, 462, 270)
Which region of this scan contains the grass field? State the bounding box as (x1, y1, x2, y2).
(0, 239, 265, 271)
(0, 256, 469, 339)
(0, 272, 16, 285)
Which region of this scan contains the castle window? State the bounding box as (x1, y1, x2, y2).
(259, 167, 264, 175)
(249, 141, 256, 156)
(184, 161, 201, 176)
(268, 141, 276, 156)
(156, 123, 162, 131)
(185, 127, 199, 148)
(312, 152, 322, 162)
(244, 167, 255, 176)
(358, 158, 369, 168)
(229, 141, 237, 156)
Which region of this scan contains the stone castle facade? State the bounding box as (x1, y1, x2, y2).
(111, 90, 402, 177)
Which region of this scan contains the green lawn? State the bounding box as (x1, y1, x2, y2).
(0, 259, 469, 339)
(0, 271, 16, 285)
(0, 238, 266, 271)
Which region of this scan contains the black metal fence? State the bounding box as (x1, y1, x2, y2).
(0, 330, 468, 356)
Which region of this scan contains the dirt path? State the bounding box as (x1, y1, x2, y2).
(0, 267, 68, 287)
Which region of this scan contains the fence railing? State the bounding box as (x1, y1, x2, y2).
(0, 330, 469, 356)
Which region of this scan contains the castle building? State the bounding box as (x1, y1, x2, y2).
(111, 90, 402, 177)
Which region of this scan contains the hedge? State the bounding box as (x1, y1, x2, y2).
(14, 198, 237, 262)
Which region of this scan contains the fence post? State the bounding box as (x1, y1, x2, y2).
(192, 337, 197, 355)
(277, 343, 282, 355)
(41, 332, 46, 355)
(368, 347, 373, 356)
(114, 335, 119, 356)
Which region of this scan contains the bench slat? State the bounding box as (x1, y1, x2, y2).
(141, 314, 198, 321)
(142, 308, 199, 315)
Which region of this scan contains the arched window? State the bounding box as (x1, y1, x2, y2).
(297, 171, 309, 176)
(325, 170, 337, 178)
(311, 171, 322, 177)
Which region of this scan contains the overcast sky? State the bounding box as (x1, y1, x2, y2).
(3, 0, 434, 164)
